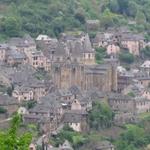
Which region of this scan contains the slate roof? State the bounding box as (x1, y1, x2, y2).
(8, 34, 35, 47)
(7, 48, 26, 59)
(0, 94, 18, 105)
(63, 110, 87, 123)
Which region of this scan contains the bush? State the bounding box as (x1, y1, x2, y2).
(119, 52, 134, 64)
(0, 107, 7, 114)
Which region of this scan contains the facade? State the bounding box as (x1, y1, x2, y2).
(140, 61, 150, 76)
(107, 43, 120, 55)
(63, 110, 88, 132)
(142, 89, 150, 100)
(0, 44, 8, 61)
(12, 86, 34, 102)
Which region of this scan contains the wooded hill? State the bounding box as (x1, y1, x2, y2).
(0, 0, 150, 40)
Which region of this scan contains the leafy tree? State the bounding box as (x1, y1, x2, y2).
(109, 0, 119, 13)
(89, 101, 114, 130)
(52, 125, 87, 148)
(95, 47, 107, 64)
(119, 52, 134, 64)
(142, 46, 150, 58)
(2, 17, 22, 37)
(0, 114, 32, 149)
(0, 106, 7, 114)
(117, 0, 129, 14)
(101, 9, 116, 28)
(135, 11, 146, 24)
(127, 92, 135, 97)
(126, 1, 137, 17)
(115, 124, 149, 150)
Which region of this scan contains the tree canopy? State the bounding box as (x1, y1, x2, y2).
(89, 101, 114, 130)
(0, 114, 32, 150)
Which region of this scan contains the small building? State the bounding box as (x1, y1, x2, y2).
(86, 20, 100, 31)
(6, 48, 27, 66)
(63, 110, 88, 132)
(142, 88, 150, 100)
(106, 43, 120, 55)
(135, 97, 150, 114)
(117, 72, 134, 93)
(0, 44, 9, 61)
(140, 60, 150, 76)
(12, 86, 34, 102)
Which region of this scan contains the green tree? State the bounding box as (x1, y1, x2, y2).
(109, 0, 119, 13)
(0, 114, 32, 149)
(116, 124, 146, 150)
(2, 17, 22, 37)
(136, 11, 146, 24)
(89, 101, 114, 130)
(101, 9, 116, 28)
(119, 52, 134, 64)
(117, 0, 129, 14)
(95, 47, 107, 64)
(126, 1, 137, 17)
(0, 106, 7, 114)
(142, 46, 150, 58)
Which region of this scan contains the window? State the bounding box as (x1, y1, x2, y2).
(88, 54, 90, 58)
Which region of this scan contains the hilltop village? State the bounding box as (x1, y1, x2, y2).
(1, 27, 150, 150)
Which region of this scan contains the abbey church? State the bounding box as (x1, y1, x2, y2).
(41, 32, 118, 92)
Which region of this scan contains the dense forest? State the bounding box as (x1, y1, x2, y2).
(0, 0, 150, 40)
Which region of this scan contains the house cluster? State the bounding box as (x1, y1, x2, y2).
(0, 35, 50, 71)
(23, 87, 105, 133)
(1, 30, 150, 150)
(92, 27, 145, 56)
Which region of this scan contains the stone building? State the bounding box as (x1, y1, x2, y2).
(140, 60, 150, 76)
(63, 110, 88, 132)
(44, 32, 118, 92)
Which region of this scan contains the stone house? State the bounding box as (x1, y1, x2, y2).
(63, 110, 88, 132)
(140, 60, 150, 76)
(117, 72, 133, 93)
(137, 76, 150, 88)
(71, 98, 92, 111)
(24, 93, 64, 133)
(106, 43, 120, 55)
(12, 86, 34, 102)
(120, 34, 145, 56)
(108, 93, 135, 113)
(142, 89, 150, 100)
(6, 48, 27, 66)
(86, 20, 100, 31)
(135, 97, 150, 114)
(92, 32, 113, 48)
(36, 34, 58, 45)
(8, 35, 36, 54)
(108, 93, 150, 114)
(29, 80, 49, 101)
(0, 44, 9, 61)
(0, 94, 18, 116)
(27, 50, 51, 71)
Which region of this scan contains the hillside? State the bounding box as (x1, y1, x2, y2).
(0, 0, 150, 40)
